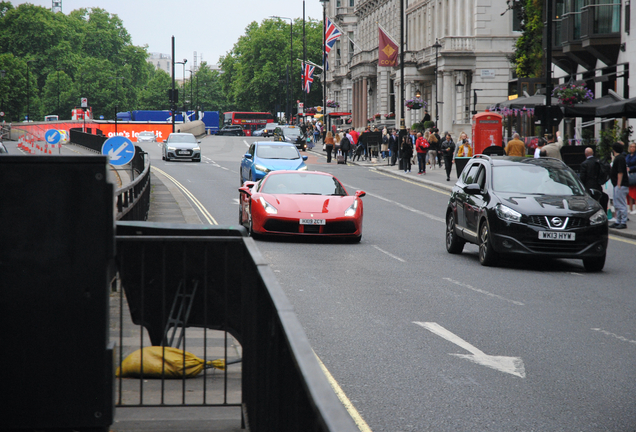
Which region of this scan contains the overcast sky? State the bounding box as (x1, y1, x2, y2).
(14, 0, 324, 66)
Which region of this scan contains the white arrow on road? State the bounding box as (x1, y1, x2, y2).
(108, 143, 129, 161)
(414, 322, 526, 378)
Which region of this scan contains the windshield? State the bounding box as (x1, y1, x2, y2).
(168, 134, 196, 143)
(261, 173, 347, 195)
(139, 132, 154, 137)
(256, 145, 300, 159)
(492, 165, 585, 196)
(283, 127, 301, 137)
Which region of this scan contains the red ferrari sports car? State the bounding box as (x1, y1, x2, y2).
(238, 170, 365, 241)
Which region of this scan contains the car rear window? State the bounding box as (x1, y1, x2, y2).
(261, 173, 347, 196)
(492, 165, 584, 196)
(283, 128, 301, 137)
(256, 145, 300, 159)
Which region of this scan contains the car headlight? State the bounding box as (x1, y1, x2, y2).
(495, 204, 521, 222)
(344, 200, 358, 217)
(193, 146, 201, 151)
(167, 146, 176, 151)
(589, 208, 607, 226)
(298, 165, 308, 171)
(254, 164, 270, 173)
(259, 197, 278, 214)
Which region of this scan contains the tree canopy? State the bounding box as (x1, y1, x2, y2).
(219, 17, 324, 115)
(0, 2, 325, 122)
(511, 0, 544, 78)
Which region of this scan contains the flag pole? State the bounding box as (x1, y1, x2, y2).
(303, 0, 307, 118)
(399, 0, 406, 156)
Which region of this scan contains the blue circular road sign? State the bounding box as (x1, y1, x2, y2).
(44, 129, 61, 145)
(101, 136, 136, 166)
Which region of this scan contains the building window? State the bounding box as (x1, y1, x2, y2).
(349, 0, 354, 6)
(336, 0, 341, 6)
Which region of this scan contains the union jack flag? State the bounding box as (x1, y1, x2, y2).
(302, 63, 315, 93)
(324, 17, 342, 71)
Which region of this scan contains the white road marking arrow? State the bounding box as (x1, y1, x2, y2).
(414, 322, 526, 378)
(108, 143, 128, 161)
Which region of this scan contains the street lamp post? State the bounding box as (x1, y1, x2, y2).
(109, 76, 124, 135)
(471, 89, 483, 115)
(26, 60, 34, 122)
(175, 59, 187, 113)
(319, 0, 329, 137)
(188, 69, 194, 121)
(57, 69, 60, 118)
(0, 69, 5, 122)
(271, 16, 293, 123)
(433, 39, 442, 128)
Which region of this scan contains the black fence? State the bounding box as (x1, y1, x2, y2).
(70, 127, 107, 152)
(115, 222, 359, 432)
(116, 147, 151, 221)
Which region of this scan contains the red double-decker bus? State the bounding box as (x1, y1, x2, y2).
(223, 112, 275, 136)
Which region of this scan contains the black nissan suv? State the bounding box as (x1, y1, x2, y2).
(445, 155, 608, 272)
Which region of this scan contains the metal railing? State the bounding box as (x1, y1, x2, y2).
(115, 149, 150, 221)
(114, 222, 359, 431)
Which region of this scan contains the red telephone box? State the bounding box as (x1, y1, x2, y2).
(472, 112, 503, 155)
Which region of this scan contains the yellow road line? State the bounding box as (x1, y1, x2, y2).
(315, 352, 373, 432)
(371, 169, 449, 195)
(151, 166, 218, 225)
(609, 234, 636, 246)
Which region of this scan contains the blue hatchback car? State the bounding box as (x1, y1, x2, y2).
(240, 142, 308, 184)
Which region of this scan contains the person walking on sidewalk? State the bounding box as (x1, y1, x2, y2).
(389, 129, 399, 166)
(610, 142, 629, 229)
(401, 134, 413, 173)
(324, 131, 335, 163)
(440, 132, 456, 181)
(579, 146, 608, 211)
(415, 132, 429, 174)
(431, 128, 442, 167)
(426, 130, 438, 169)
(505, 133, 526, 156)
(339, 131, 352, 164)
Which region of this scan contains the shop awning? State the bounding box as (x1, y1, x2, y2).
(495, 94, 560, 109)
(326, 112, 352, 117)
(563, 93, 622, 117)
(596, 96, 636, 118)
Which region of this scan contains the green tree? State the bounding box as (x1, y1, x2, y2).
(219, 17, 323, 115)
(511, 0, 544, 78)
(139, 64, 171, 111)
(41, 69, 76, 118)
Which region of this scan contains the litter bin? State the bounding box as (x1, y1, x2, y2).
(455, 157, 471, 178)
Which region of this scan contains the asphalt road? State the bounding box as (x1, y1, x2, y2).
(12, 135, 636, 430)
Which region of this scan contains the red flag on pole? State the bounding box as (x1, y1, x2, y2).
(378, 27, 398, 67)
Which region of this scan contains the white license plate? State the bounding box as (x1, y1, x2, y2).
(178, 150, 190, 155)
(300, 219, 326, 225)
(539, 231, 576, 241)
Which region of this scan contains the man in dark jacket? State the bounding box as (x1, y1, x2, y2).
(579, 147, 608, 211)
(388, 129, 399, 166)
(610, 142, 629, 229)
(339, 132, 351, 164)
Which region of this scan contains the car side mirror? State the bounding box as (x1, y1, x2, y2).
(355, 190, 366, 198)
(244, 153, 253, 159)
(589, 188, 602, 201)
(464, 183, 482, 195)
(239, 183, 255, 193)
(302, 156, 308, 161)
(197, 141, 201, 144)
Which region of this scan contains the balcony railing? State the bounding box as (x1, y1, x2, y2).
(581, 3, 621, 38)
(560, 3, 620, 43)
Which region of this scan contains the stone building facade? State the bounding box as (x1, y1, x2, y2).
(324, 0, 520, 136)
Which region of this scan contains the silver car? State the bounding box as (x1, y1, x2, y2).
(162, 133, 201, 162)
(137, 131, 156, 143)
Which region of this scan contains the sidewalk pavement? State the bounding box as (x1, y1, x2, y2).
(307, 147, 636, 241)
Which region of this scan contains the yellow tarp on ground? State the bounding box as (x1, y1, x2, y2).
(116, 346, 225, 378)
